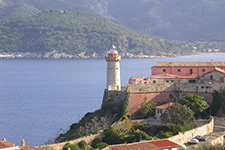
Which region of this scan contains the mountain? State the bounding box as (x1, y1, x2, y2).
(0, 10, 192, 58)
(1, 0, 225, 41)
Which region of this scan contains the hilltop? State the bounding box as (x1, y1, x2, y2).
(0, 10, 193, 58)
(1, 0, 225, 41)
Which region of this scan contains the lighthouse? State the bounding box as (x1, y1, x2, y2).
(106, 45, 121, 91)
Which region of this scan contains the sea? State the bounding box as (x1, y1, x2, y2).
(0, 53, 224, 146)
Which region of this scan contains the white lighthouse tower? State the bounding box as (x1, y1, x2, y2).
(106, 45, 121, 91)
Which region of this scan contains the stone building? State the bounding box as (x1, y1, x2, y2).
(125, 61, 225, 118)
(151, 62, 225, 77)
(0, 138, 45, 150)
(128, 77, 151, 84)
(155, 102, 174, 120)
(150, 67, 225, 84)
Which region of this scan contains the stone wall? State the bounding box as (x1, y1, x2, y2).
(126, 83, 214, 118)
(41, 131, 103, 150)
(101, 89, 125, 110)
(214, 117, 225, 126)
(210, 133, 225, 146)
(168, 117, 214, 145)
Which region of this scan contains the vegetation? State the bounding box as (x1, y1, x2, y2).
(161, 103, 195, 125)
(141, 101, 156, 118)
(62, 141, 91, 150)
(179, 95, 210, 119)
(102, 126, 152, 145)
(193, 142, 225, 150)
(63, 143, 80, 150)
(212, 90, 225, 116)
(1, 0, 225, 41)
(95, 142, 108, 149)
(55, 109, 118, 143)
(122, 91, 130, 116)
(77, 140, 89, 150)
(0, 10, 194, 56)
(91, 138, 101, 149)
(113, 115, 132, 136)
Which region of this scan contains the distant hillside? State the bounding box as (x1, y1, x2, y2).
(1, 0, 225, 41)
(0, 10, 193, 58)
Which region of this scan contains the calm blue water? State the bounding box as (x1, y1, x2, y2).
(0, 53, 224, 146)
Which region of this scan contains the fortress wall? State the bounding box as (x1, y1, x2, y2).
(127, 92, 176, 117)
(127, 92, 212, 118)
(168, 117, 214, 145)
(214, 117, 225, 126)
(41, 132, 103, 150)
(127, 83, 214, 118)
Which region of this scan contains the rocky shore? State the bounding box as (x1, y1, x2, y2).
(0, 50, 191, 59)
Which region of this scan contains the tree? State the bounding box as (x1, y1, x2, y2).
(161, 103, 194, 125)
(212, 90, 225, 116)
(91, 138, 101, 148)
(134, 129, 151, 142)
(63, 143, 80, 150)
(113, 116, 132, 136)
(141, 101, 156, 117)
(77, 140, 89, 150)
(179, 95, 209, 114)
(96, 142, 108, 149)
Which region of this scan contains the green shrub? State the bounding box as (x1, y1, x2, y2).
(91, 138, 101, 148)
(134, 129, 151, 142)
(122, 91, 130, 116)
(63, 143, 80, 150)
(141, 101, 156, 117)
(77, 140, 89, 150)
(160, 131, 173, 138)
(102, 127, 122, 145)
(121, 134, 136, 143)
(96, 142, 108, 149)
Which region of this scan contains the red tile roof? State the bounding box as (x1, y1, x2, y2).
(0, 141, 16, 149)
(155, 62, 225, 67)
(129, 77, 144, 80)
(103, 139, 180, 150)
(155, 102, 175, 109)
(203, 67, 225, 75)
(150, 139, 179, 149)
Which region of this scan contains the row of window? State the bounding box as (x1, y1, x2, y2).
(157, 109, 163, 114)
(163, 69, 206, 72)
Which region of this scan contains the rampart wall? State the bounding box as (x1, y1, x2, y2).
(41, 132, 103, 150)
(214, 117, 225, 126)
(127, 83, 214, 117)
(210, 133, 225, 146)
(168, 117, 214, 145)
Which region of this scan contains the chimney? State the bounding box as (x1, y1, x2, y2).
(2, 138, 6, 141)
(20, 139, 25, 147)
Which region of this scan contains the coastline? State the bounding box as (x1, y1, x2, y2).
(0, 51, 199, 59)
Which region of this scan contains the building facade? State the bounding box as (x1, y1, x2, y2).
(152, 62, 225, 77)
(126, 61, 225, 118)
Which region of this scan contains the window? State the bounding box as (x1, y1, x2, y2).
(160, 109, 162, 114)
(210, 75, 213, 80)
(166, 80, 169, 82)
(189, 80, 196, 83)
(153, 80, 156, 83)
(202, 69, 205, 72)
(157, 109, 160, 114)
(178, 69, 181, 72)
(190, 69, 193, 75)
(163, 69, 166, 72)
